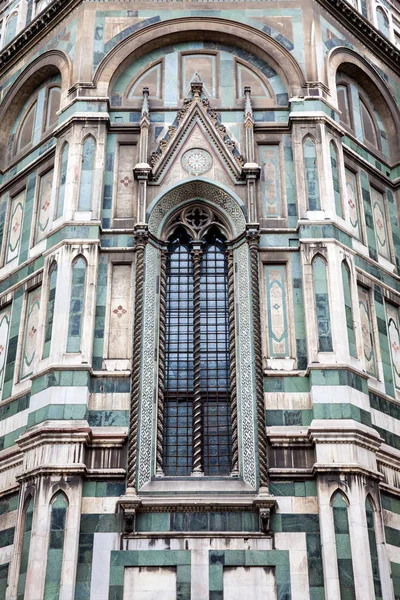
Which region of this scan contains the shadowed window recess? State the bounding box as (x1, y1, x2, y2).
(163, 224, 232, 476)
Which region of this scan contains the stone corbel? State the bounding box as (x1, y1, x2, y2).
(118, 496, 142, 533)
(253, 495, 276, 535)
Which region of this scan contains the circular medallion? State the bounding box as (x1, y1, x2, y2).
(181, 148, 213, 176)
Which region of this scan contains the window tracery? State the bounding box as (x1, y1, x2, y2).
(160, 206, 233, 476)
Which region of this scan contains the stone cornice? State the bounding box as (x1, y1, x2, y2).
(0, 0, 80, 74)
(318, 0, 400, 74)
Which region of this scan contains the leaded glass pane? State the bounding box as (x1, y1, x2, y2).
(163, 225, 232, 476)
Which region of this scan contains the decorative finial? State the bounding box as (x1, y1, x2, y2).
(244, 86, 253, 124)
(141, 87, 149, 119)
(191, 73, 203, 98)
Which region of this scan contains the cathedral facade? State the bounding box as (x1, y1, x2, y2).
(0, 0, 399, 598)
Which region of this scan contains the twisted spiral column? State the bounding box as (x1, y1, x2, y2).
(127, 227, 148, 490)
(156, 247, 167, 476)
(191, 245, 204, 476)
(227, 249, 239, 476)
(247, 228, 268, 488)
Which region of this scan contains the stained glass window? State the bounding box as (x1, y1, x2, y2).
(163, 225, 231, 476)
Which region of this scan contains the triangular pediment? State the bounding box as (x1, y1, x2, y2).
(149, 82, 245, 184)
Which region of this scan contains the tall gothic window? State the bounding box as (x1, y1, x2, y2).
(162, 208, 232, 476)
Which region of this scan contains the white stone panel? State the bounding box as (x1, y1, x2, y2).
(107, 264, 132, 359)
(386, 543, 400, 565)
(123, 566, 176, 600)
(88, 392, 130, 410)
(275, 497, 318, 514)
(114, 145, 137, 219)
(29, 386, 89, 411)
(0, 409, 28, 437)
(265, 392, 311, 410)
(383, 509, 400, 530)
(223, 566, 276, 600)
(81, 497, 118, 514)
(311, 385, 369, 410)
(90, 532, 120, 600)
(372, 408, 400, 437)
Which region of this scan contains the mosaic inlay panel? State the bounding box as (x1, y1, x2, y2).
(0, 306, 11, 396)
(265, 265, 289, 357)
(6, 191, 25, 264)
(358, 286, 376, 377)
(21, 287, 41, 380)
(371, 188, 390, 260)
(35, 169, 54, 244)
(260, 145, 281, 218)
(138, 243, 159, 489)
(345, 169, 361, 240)
(235, 242, 257, 488)
(387, 303, 400, 390)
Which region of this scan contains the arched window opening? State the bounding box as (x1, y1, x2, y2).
(17, 497, 34, 597)
(337, 84, 351, 126)
(12, 77, 61, 158)
(43, 263, 57, 359)
(56, 143, 69, 219)
(377, 6, 390, 37)
(17, 104, 36, 153)
(332, 492, 356, 600)
(67, 257, 87, 353)
(45, 86, 61, 131)
(78, 137, 96, 211)
(330, 141, 343, 218)
(162, 214, 232, 476)
(312, 256, 333, 352)
(360, 99, 379, 148)
(304, 138, 321, 211)
(341, 262, 357, 358)
(163, 227, 194, 476)
(43, 493, 67, 599)
(365, 497, 383, 599)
